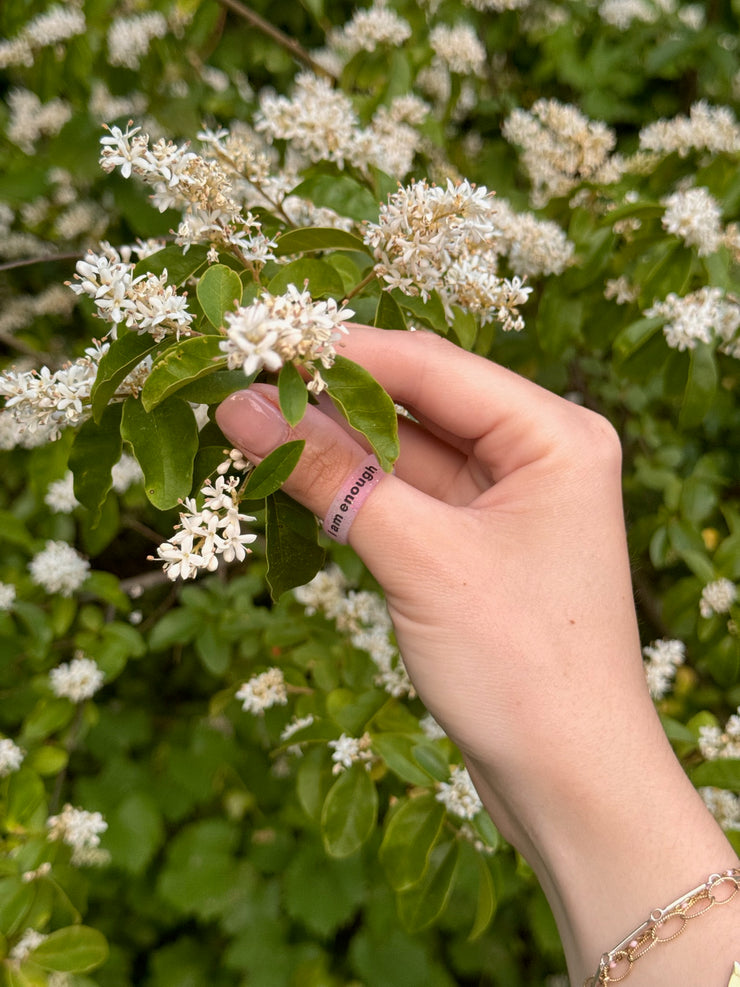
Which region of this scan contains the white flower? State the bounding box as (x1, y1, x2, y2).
(328, 3, 412, 55)
(700, 787, 740, 831)
(662, 186, 723, 256)
(0, 582, 16, 611)
(699, 577, 738, 618)
(24, 4, 86, 48)
(642, 638, 685, 700)
(639, 101, 740, 157)
(280, 714, 315, 742)
(429, 23, 487, 76)
(236, 668, 288, 715)
(6, 88, 72, 154)
(107, 12, 168, 70)
(50, 655, 104, 702)
(10, 928, 47, 963)
(47, 804, 108, 858)
(111, 453, 144, 493)
(220, 285, 352, 390)
(599, 0, 658, 29)
(0, 738, 24, 777)
(419, 713, 447, 741)
(29, 541, 90, 596)
(698, 707, 740, 760)
(644, 288, 740, 355)
(45, 471, 80, 513)
(435, 763, 483, 820)
(328, 732, 375, 774)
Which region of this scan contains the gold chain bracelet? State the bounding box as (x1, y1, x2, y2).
(584, 867, 740, 986)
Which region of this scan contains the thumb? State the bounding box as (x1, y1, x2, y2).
(215, 385, 442, 583)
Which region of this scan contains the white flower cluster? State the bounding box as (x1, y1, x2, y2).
(639, 102, 740, 157)
(0, 284, 77, 340)
(429, 23, 487, 76)
(255, 72, 423, 179)
(0, 582, 16, 612)
(107, 12, 168, 70)
(112, 452, 145, 493)
(644, 288, 740, 356)
(700, 787, 740, 831)
(6, 88, 72, 154)
(503, 99, 623, 205)
(699, 577, 738, 618)
(642, 638, 685, 700)
(364, 179, 533, 331)
(698, 707, 740, 760)
(49, 654, 104, 703)
(294, 565, 415, 698)
(328, 732, 375, 774)
(99, 124, 276, 262)
(9, 928, 46, 963)
(236, 667, 288, 715)
(0, 4, 86, 69)
(69, 242, 194, 341)
(463, 0, 530, 9)
(661, 186, 723, 256)
(599, 0, 658, 29)
(29, 540, 90, 597)
(491, 199, 575, 277)
(327, 2, 412, 55)
(604, 276, 639, 305)
(154, 473, 257, 581)
(45, 472, 80, 514)
(435, 763, 483, 820)
(220, 284, 353, 392)
(47, 803, 108, 866)
(0, 738, 24, 777)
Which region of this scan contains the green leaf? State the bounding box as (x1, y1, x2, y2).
(391, 289, 448, 333)
(0, 878, 35, 937)
(372, 733, 439, 786)
(174, 368, 253, 406)
(243, 441, 305, 499)
(265, 491, 325, 600)
(411, 743, 450, 782)
(374, 291, 407, 332)
(321, 763, 378, 858)
(69, 403, 123, 521)
(140, 335, 226, 411)
(90, 332, 163, 423)
(536, 285, 583, 357)
(290, 173, 380, 223)
(325, 689, 386, 734)
(278, 362, 308, 426)
(396, 839, 459, 933)
(267, 258, 346, 299)
(197, 263, 243, 329)
(321, 355, 399, 471)
(690, 759, 740, 789)
(105, 792, 165, 875)
(679, 344, 717, 430)
(133, 244, 210, 283)
(5, 768, 47, 829)
(120, 397, 199, 509)
(26, 746, 68, 776)
(32, 926, 109, 972)
(469, 856, 497, 941)
(276, 227, 371, 257)
(612, 316, 664, 368)
(451, 307, 477, 350)
(379, 795, 446, 891)
(195, 624, 231, 676)
(667, 519, 715, 582)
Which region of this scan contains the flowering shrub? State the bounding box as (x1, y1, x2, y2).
(1, 0, 740, 984)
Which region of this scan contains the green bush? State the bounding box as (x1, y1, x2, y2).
(1, 1, 740, 984)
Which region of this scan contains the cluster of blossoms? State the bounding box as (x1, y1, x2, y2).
(28, 540, 90, 597)
(642, 638, 686, 700)
(639, 101, 740, 156)
(294, 565, 414, 698)
(236, 668, 288, 715)
(9, 928, 46, 964)
(49, 655, 105, 703)
(700, 787, 740, 832)
(154, 473, 257, 581)
(44, 454, 142, 515)
(0, 738, 24, 777)
(107, 11, 168, 70)
(429, 23, 487, 76)
(0, 582, 16, 612)
(644, 288, 740, 356)
(435, 764, 483, 820)
(328, 732, 375, 774)
(6, 88, 72, 155)
(220, 285, 353, 392)
(364, 179, 535, 331)
(327, 2, 412, 55)
(698, 706, 740, 760)
(699, 577, 738, 618)
(47, 803, 109, 867)
(99, 124, 276, 262)
(0, 2, 86, 70)
(503, 99, 623, 206)
(661, 186, 723, 256)
(69, 242, 194, 341)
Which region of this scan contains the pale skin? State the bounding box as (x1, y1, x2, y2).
(216, 325, 740, 986)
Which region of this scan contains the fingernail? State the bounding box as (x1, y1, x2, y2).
(216, 390, 290, 460)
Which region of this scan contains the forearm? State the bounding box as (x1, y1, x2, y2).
(467, 705, 740, 985)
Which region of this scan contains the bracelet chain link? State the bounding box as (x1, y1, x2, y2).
(583, 867, 740, 986)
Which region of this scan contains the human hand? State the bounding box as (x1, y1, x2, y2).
(216, 325, 738, 983)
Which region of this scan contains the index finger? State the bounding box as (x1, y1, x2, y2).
(337, 325, 572, 481)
